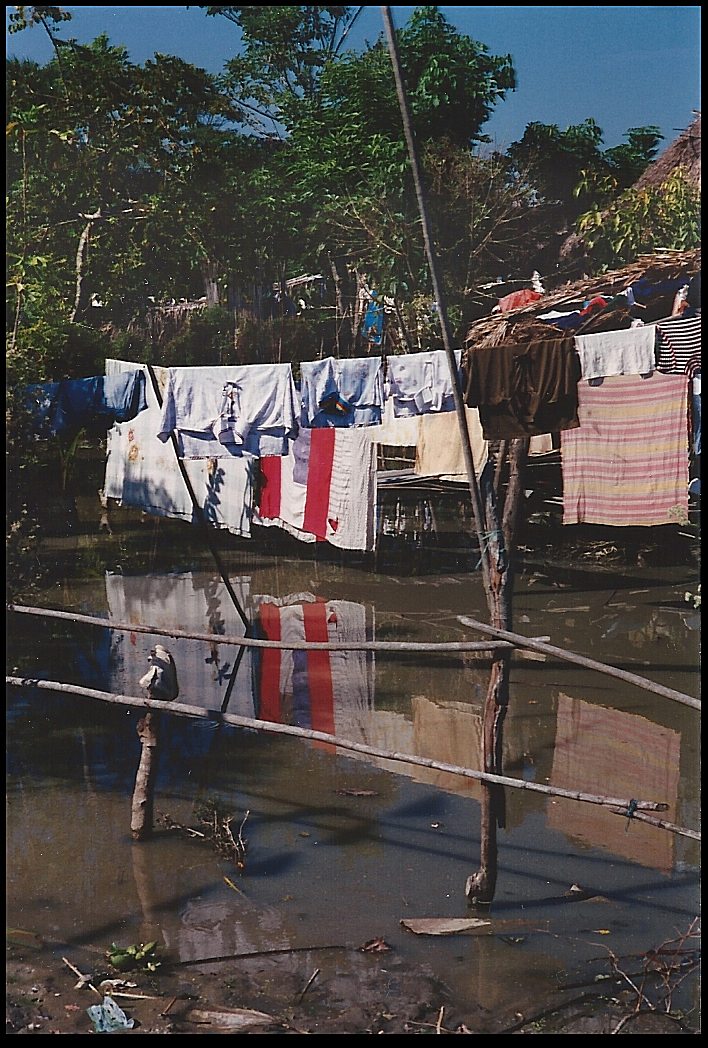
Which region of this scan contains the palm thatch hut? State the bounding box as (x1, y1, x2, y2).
(633, 112, 700, 192)
(558, 115, 701, 279)
(464, 247, 701, 349)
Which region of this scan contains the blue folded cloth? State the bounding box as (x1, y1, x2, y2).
(24, 371, 147, 436)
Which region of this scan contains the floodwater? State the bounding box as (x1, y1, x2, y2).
(6, 491, 701, 1028)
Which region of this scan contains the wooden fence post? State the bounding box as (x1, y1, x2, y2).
(131, 711, 160, 840)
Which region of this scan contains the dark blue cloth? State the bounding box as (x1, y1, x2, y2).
(25, 370, 147, 436)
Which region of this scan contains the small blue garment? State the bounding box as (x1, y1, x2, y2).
(24, 371, 147, 436)
(362, 292, 384, 346)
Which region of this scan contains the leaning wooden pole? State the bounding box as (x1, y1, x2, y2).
(382, 6, 517, 906)
(145, 364, 250, 633)
(381, 7, 493, 605)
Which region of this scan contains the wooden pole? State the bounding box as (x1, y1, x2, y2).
(380, 6, 494, 605)
(8, 676, 690, 830)
(131, 711, 160, 839)
(9, 605, 699, 706)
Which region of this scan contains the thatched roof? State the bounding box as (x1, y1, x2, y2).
(633, 112, 701, 192)
(464, 247, 701, 349)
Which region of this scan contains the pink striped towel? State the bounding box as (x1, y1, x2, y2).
(561, 373, 689, 526)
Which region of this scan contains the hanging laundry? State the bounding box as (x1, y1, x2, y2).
(24, 370, 147, 437)
(654, 315, 702, 376)
(463, 337, 581, 440)
(385, 350, 461, 417)
(254, 427, 377, 551)
(157, 364, 298, 458)
(300, 356, 384, 428)
(691, 373, 701, 457)
(561, 373, 689, 526)
(361, 291, 384, 345)
(574, 325, 656, 381)
(545, 296, 610, 331)
(104, 361, 254, 538)
(415, 406, 488, 480)
(374, 396, 420, 446)
(255, 595, 373, 741)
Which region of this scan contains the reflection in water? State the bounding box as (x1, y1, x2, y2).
(103, 572, 689, 877)
(549, 694, 681, 874)
(6, 560, 699, 1021)
(106, 572, 255, 718)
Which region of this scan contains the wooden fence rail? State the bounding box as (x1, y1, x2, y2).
(8, 605, 700, 710)
(5, 675, 698, 841)
(458, 616, 700, 711)
(7, 603, 515, 654)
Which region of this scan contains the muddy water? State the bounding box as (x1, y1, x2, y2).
(6, 506, 701, 1026)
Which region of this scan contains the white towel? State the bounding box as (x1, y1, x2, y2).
(574, 326, 656, 381)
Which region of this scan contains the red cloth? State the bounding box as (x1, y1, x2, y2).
(496, 288, 542, 313)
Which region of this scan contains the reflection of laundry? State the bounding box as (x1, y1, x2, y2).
(300, 357, 384, 428)
(105, 360, 254, 538)
(25, 371, 147, 436)
(414, 407, 488, 479)
(106, 571, 255, 718)
(256, 596, 373, 743)
(385, 350, 461, 417)
(255, 427, 377, 551)
(411, 695, 483, 800)
(157, 364, 298, 458)
(548, 694, 680, 873)
(561, 373, 689, 526)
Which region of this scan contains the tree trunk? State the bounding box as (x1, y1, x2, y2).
(201, 260, 220, 307)
(329, 253, 353, 356)
(70, 210, 101, 323)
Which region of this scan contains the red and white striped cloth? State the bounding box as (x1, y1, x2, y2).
(561, 373, 689, 526)
(254, 427, 377, 551)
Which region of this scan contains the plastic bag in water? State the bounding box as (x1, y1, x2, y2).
(86, 995, 135, 1033)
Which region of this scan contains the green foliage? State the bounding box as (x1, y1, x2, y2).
(7, 5, 71, 34)
(577, 169, 701, 270)
(507, 120, 663, 222)
(162, 305, 236, 366)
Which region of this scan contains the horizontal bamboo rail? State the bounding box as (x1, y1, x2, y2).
(6, 675, 699, 841)
(7, 603, 516, 654)
(457, 616, 700, 711)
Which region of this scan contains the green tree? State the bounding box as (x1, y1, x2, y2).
(577, 168, 701, 271)
(507, 119, 662, 223)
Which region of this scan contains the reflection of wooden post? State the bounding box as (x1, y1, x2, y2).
(131, 712, 160, 840)
(131, 843, 162, 945)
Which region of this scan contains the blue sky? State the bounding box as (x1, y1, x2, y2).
(6, 6, 701, 151)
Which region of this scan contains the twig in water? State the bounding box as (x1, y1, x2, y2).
(436, 1005, 445, 1033)
(223, 875, 246, 897)
(61, 956, 101, 996)
(297, 968, 320, 1004)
